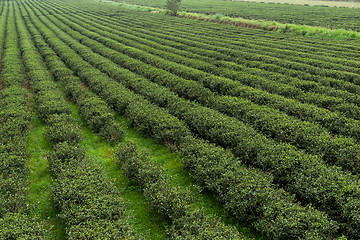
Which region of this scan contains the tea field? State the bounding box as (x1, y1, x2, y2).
(1, 0, 360, 239)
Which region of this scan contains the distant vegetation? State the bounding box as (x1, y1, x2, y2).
(118, 0, 360, 31)
(165, 0, 182, 15)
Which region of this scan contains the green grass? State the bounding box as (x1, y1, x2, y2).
(27, 116, 66, 240)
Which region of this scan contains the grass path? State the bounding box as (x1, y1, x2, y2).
(67, 99, 169, 239)
(27, 116, 66, 239)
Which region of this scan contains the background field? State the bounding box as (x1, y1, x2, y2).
(118, 0, 360, 31)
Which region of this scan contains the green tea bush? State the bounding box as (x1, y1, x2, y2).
(46, 114, 82, 145)
(0, 213, 48, 239)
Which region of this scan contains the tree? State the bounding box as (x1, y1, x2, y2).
(166, 0, 182, 16)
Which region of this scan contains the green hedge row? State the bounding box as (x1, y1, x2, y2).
(110, 0, 360, 31)
(0, 2, 47, 238)
(1, 5, 23, 89)
(75, 36, 360, 175)
(179, 136, 343, 239)
(111, 12, 360, 96)
(117, 142, 245, 239)
(38, 0, 360, 128)
(85, 0, 360, 59)
(33, 25, 191, 148)
(35, 6, 360, 126)
(22, 3, 344, 238)
(0, 86, 47, 239)
(136, 10, 360, 69)
(32, 0, 360, 179)
(0, 6, 28, 218)
(15, 5, 139, 238)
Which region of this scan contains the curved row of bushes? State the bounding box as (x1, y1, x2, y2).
(120, 11, 360, 60)
(19, 2, 344, 238)
(30, 3, 360, 176)
(111, 11, 360, 89)
(44, 0, 360, 62)
(0, 2, 47, 238)
(85, 4, 360, 72)
(110, 0, 360, 32)
(15, 4, 139, 238)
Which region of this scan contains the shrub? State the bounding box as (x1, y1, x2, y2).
(45, 114, 82, 145)
(0, 213, 48, 239)
(166, 0, 182, 16)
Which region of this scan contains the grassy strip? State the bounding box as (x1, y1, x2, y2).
(27, 116, 66, 240)
(177, 11, 360, 40)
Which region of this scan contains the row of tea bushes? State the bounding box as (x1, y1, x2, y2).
(0, 2, 47, 238)
(59, 11, 360, 118)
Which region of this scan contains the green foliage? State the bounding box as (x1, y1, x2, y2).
(67, 219, 140, 240)
(44, 10, 358, 236)
(0, 3, 47, 236)
(0, 174, 28, 216)
(46, 114, 82, 145)
(47, 142, 86, 174)
(166, 0, 181, 16)
(0, 213, 48, 239)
